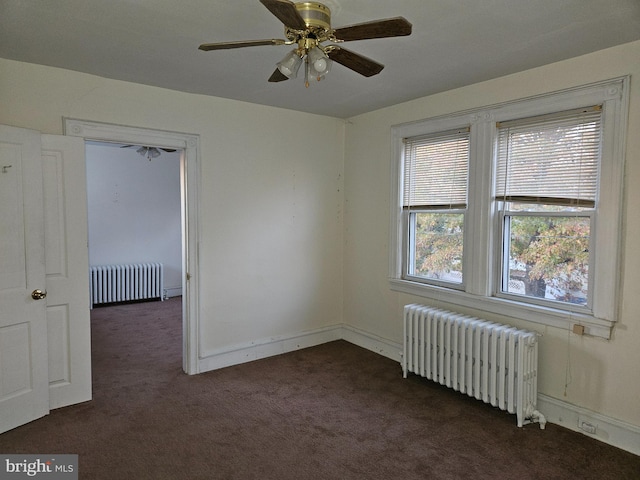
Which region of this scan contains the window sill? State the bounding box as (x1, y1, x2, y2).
(389, 278, 613, 339)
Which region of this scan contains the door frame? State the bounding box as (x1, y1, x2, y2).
(64, 118, 200, 374)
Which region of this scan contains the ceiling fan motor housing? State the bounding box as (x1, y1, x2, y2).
(295, 2, 331, 30)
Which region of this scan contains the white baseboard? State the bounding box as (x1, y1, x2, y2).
(197, 325, 343, 373)
(196, 322, 640, 457)
(537, 394, 640, 456)
(163, 286, 182, 298)
(340, 325, 402, 363)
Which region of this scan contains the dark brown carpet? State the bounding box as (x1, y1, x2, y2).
(1, 297, 638, 479)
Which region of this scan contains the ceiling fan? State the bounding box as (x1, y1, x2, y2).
(199, 0, 412, 86)
(121, 145, 177, 160)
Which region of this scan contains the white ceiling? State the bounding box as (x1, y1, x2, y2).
(2, 0, 640, 118)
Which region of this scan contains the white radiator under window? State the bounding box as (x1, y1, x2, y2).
(90, 263, 164, 308)
(402, 304, 545, 428)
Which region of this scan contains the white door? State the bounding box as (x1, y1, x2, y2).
(0, 125, 49, 433)
(41, 134, 92, 409)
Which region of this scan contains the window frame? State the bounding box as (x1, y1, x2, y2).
(401, 127, 470, 289)
(389, 78, 628, 339)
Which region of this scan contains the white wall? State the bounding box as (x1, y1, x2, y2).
(85, 143, 182, 296)
(0, 56, 345, 364)
(343, 40, 640, 432)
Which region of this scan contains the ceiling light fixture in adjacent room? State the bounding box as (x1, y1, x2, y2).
(137, 146, 162, 160)
(121, 145, 178, 160)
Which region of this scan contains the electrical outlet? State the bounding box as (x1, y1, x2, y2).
(572, 324, 585, 335)
(578, 415, 597, 434)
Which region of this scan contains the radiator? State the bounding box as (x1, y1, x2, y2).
(402, 304, 546, 429)
(90, 263, 164, 307)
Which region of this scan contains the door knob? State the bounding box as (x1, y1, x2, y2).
(31, 289, 47, 300)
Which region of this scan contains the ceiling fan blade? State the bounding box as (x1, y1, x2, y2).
(199, 39, 286, 51)
(332, 17, 412, 42)
(268, 68, 289, 82)
(327, 47, 384, 77)
(259, 0, 307, 30)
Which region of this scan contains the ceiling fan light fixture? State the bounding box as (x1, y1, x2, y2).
(277, 50, 303, 78)
(307, 46, 332, 79)
(135, 146, 162, 160)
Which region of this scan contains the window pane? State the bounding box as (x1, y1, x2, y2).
(410, 213, 464, 283)
(504, 215, 590, 305)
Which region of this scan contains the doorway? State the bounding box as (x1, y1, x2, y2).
(64, 118, 200, 374)
(85, 141, 182, 300)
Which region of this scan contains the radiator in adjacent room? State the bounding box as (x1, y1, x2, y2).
(402, 304, 545, 428)
(90, 263, 164, 308)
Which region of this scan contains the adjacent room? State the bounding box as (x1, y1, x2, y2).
(85, 142, 183, 304)
(1, 1, 639, 478)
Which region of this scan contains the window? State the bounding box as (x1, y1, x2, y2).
(403, 129, 469, 286)
(390, 78, 628, 338)
(495, 107, 601, 308)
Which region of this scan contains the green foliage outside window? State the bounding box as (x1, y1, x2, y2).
(413, 213, 463, 282)
(507, 215, 589, 304)
(412, 211, 590, 304)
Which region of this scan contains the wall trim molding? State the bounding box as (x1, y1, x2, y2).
(164, 286, 182, 299)
(537, 393, 640, 456)
(197, 325, 343, 373)
(340, 325, 402, 362)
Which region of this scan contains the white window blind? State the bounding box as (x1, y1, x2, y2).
(495, 107, 602, 207)
(403, 128, 470, 209)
